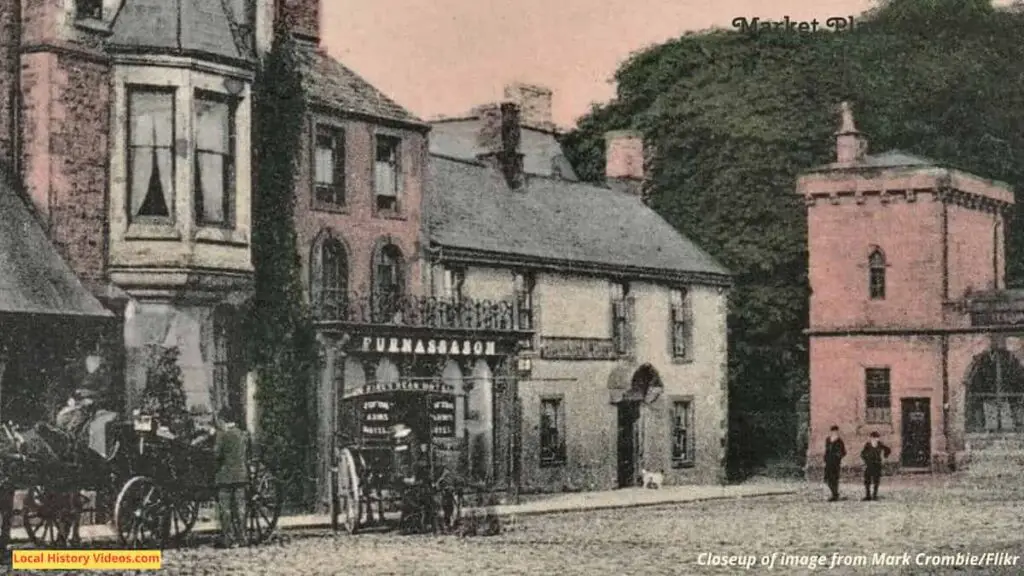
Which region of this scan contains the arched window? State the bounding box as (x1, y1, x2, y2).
(311, 233, 348, 318)
(868, 248, 886, 300)
(372, 243, 403, 321)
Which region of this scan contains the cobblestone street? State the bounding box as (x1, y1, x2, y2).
(8, 477, 1024, 575)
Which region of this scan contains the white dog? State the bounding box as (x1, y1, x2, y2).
(641, 468, 664, 489)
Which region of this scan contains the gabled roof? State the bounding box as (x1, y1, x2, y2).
(425, 155, 730, 284)
(295, 44, 425, 127)
(108, 0, 253, 63)
(0, 176, 112, 318)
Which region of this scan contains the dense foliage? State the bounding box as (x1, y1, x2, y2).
(139, 345, 191, 435)
(248, 27, 318, 508)
(561, 0, 1024, 477)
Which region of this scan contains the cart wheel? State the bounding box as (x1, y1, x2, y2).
(246, 461, 282, 545)
(114, 477, 169, 549)
(336, 448, 362, 534)
(23, 486, 77, 548)
(167, 497, 198, 543)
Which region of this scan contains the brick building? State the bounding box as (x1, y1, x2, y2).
(0, 0, 269, 420)
(800, 102, 1024, 477)
(425, 88, 731, 491)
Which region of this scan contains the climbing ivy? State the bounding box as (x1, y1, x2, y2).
(248, 25, 318, 509)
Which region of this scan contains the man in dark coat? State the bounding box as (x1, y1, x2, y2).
(824, 425, 846, 502)
(860, 431, 891, 501)
(214, 409, 248, 548)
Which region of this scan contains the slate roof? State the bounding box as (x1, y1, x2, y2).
(808, 149, 939, 172)
(108, 0, 252, 62)
(425, 155, 730, 281)
(295, 44, 425, 126)
(0, 176, 112, 318)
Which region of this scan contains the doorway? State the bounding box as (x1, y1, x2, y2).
(901, 398, 931, 468)
(617, 401, 641, 487)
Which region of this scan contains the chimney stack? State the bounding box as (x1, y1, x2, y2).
(835, 101, 867, 165)
(476, 102, 525, 190)
(275, 0, 320, 43)
(503, 83, 554, 131)
(605, 130, 644, 197)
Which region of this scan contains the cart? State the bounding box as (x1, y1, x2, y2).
(112, 413, 282, 549)
(332, 378, 465, 535)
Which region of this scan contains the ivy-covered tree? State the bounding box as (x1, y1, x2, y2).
(248, 25, 318, 508)
(561, 0, 1024, 477)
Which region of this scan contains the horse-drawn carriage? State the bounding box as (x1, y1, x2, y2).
(0, 407, 281, 549)
(332, 378, 466, 534)
(112, 412, 282, 548)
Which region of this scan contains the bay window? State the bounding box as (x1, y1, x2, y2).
(194, 93, 236, 227)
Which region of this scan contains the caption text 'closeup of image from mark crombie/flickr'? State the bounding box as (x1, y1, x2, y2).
(1, 0, 1024, 574)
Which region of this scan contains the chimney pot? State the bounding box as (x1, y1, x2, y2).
(504, 83, 554, 131)
(835, 101, 868, 165)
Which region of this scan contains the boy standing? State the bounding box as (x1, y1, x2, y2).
(860, 431, 891, 501)
(824, 425, 846, 502)
(214, 409, 248, 547)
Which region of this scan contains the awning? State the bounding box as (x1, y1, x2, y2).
(0, 175, 113, 319)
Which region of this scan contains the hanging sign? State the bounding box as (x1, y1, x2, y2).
(430, 398, 456, 438)
(361, 400, 392, 437)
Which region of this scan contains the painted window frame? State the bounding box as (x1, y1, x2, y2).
(539, 395, 567, 468)
(611, 281, 633, 356)
(371, 240, 405, 322)
(670, 396, 695, 468)
(868, 247, 887, 300)
(126, 85, 177, 225)
(313, 123, 346, 210)
(310, 231, 349, 318)
(373, 133, 403, 215)
(670, 287, 693, 361)
(864, 367, 892, 424)
(193, 89, 239, 229)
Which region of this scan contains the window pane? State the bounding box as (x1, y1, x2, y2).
(130, 91, 174, 146)
(197, 152, 225, 223)
(375, 161, 396, 197)
(196, 98, 230, 153)
(130, 148, 172, 218)
(315, 145, 334, 185)
(671, 289, 685, 306)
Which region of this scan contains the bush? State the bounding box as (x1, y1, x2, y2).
(138, 344, 191, 436)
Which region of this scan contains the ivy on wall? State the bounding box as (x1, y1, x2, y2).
(248, 26, 317, 509)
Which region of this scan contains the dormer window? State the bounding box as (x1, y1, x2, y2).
(76, 0, 103, 20)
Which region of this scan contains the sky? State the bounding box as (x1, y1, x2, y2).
(321, 0, 879, 129)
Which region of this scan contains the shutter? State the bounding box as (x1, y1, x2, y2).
(624, 296, 636, 356)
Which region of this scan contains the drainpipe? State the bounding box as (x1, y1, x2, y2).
(939, 182, 950, 469)
(9, 0, 22, 177)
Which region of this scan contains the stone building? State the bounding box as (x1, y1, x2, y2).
(425, 89, 732, 491)
(800, 103, 1024, 477)
(0, 0, 270, 420)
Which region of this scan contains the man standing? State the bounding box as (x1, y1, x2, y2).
(823, 425, 846, 502)
(860, 431, 891, 501)
(214, 409, 248, 548)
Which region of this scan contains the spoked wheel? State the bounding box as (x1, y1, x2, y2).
(336, 448, 362, 535)
(246, 461, 282, 545)
(114, 476, 169, 549)
(167, 497, 198, 543)
(23, 486, 80, 548)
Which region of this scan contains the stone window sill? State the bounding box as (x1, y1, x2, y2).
(124, 222, 181, 241)
(672, 356, 694, 365)
(671, 460, 695, 469)
(374, 211, 406, 221)
(195, 227, 248, 246)
(74, 18, 111, 35)
(313, 202, 348, 214)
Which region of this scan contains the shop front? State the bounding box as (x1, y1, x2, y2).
(313, 295, 533, 508)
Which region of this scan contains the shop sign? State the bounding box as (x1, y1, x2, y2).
(359, 336, 497, 356)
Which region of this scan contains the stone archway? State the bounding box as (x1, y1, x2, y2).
(616, 364, 664, 487)
(965, 348, 1024, 433)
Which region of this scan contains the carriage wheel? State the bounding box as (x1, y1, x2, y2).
(336, 448, 362, 535)
(167, 497, 198, 543)
(114, 477, 169, 549)
(246, 461, 282, 545)
(23, 486, 78, 548)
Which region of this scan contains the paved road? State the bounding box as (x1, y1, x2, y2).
(8, 477, 1024, 575)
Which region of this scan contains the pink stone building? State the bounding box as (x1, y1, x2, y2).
(800, 102, 1024, 477)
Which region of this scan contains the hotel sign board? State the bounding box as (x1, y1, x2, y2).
(359, 336, 498, 357)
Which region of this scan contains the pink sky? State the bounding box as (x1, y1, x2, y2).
(321, 0, 876, 129)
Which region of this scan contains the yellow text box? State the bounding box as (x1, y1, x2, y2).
(12, 549, 162, 571)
